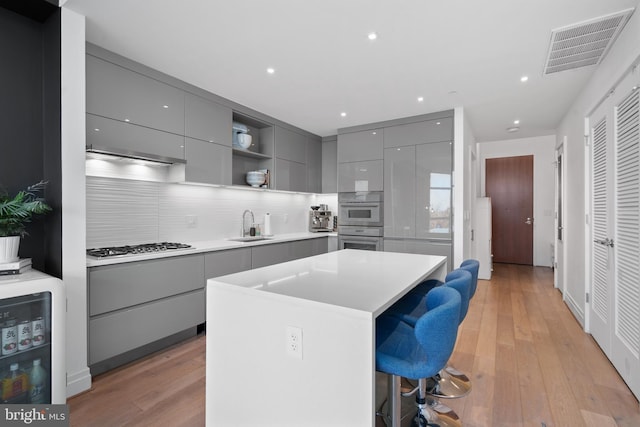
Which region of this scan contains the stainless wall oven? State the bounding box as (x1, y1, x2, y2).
(338, 192, 383, 251)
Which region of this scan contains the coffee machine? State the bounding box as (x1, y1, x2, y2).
(309, 205, 333, 232)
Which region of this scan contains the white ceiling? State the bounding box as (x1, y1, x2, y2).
(62, 0, 638, 142)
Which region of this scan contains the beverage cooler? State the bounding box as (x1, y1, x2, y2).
(0, 270, 65, 404)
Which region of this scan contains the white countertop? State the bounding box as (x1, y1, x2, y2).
(86, 232, 337, 267)
(208, 249, 446, 316)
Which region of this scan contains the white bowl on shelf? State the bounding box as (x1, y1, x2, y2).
(246, 171, 266, 187)
(236, 133, 252, 149)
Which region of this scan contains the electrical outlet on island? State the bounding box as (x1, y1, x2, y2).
(286, 326, 303, 360)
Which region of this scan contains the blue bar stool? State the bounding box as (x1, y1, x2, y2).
(376, 286, 461, 427)
(388, 268, 474, 404)
(426, 259, 480, 399)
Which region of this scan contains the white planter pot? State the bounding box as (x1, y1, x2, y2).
(0, 236, 20, 263)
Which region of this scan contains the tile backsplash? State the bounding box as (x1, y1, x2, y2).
(86, 176, 337, 248)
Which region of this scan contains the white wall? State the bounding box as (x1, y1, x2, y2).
(453, 107, 477, 267)
(477, 135, 556, 267)
(61, 8, 91, 397)
(86, 175, 337, 248)
(556, 5, 640, 327)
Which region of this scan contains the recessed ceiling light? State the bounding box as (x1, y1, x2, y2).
(417, 97, 424, 102)
(163, 105, 169, 109)
(436, 122, 441, 125)
(507, 127, 520, 133)
(266, 67, 275, 74)
(520, 76, 529, 82)
(367, 32, 377, 40)
(94, 128, 100, 132)
(340, 112, 347, 117)
(372, 131, 377, 135)
(514, 119, 520, 125)
(124, 118, 130, 122)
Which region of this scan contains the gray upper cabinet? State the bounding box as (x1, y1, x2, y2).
(415, 141, 453, 239)
(337, 128, 384, 163)
(384, 146, 416, 238)
(276, 158, 307, 192)
(86, 55, 185, 135)
(185, 93, 232, 146)
(322, 137, 337, 193)
(184, 137, 232, 185)
(383, 118, 453, 148)
(337, 160, 383, 192)
(275, 126, 307, 163)
(86, 114, 185, 160)
(306, 137, 322, 194)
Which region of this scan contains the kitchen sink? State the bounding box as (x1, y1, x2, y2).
(227, 236, 275, 242)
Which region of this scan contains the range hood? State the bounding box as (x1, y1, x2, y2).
(85, 145, 186, 165)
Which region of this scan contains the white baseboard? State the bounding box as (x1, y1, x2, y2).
(66, 367, 92, 398)
(563, 292, 585, 328)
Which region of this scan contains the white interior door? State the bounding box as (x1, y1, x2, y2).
(554, 143, 564, 291)
(588, 69, 640, 399)
(611, 75, 639, 398)
(589, 100, 614, 358)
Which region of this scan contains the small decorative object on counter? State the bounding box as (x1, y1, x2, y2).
(31, 317, 45, 347)
(17, 319, 32, 351)
(29, 358, 47, 404)
(1, 318, 18, 356)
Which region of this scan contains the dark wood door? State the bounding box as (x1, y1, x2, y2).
(486, 155, 534, 265)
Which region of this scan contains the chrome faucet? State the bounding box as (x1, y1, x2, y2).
(242, 209, 254, 236)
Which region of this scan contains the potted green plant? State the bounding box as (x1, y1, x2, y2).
(0, 181, 51, 263)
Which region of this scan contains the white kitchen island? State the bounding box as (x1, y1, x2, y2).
(206, 249, 447, 427)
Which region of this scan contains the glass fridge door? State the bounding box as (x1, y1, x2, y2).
(0, 292, 52, 404)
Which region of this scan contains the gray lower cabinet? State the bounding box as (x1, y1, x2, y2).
(88, 255, 205, 365)
(89, 290, 204, 365)
(87, 114, 185, 160)
(86, 54, 185, 135)
(184, 137, 232, 185)
(87, 238, 328, 371)
(384, 238, 452, 271)
(205, 248, 251, 279)
(337, 160, 384, 192)
(185, 93, 232, 146)
(251, 238, 328, 269)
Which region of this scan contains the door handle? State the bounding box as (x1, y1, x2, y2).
(525, 217, 533, 225)
(593, 238, 614, 247)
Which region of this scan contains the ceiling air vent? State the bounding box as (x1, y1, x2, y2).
(544, 8, 634, 75)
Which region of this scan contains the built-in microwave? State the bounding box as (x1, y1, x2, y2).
(338, 192, 383, 227)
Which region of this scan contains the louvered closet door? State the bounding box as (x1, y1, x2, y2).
(589, 101, 614, 358)
(612, 78, 640, 399)
(588, 69, 640, 401)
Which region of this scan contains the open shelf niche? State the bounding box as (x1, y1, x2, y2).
(231, 112, 274, 188)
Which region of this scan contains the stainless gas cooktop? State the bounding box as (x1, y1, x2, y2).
(86, 242, 192, 258)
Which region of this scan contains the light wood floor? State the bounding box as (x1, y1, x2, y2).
(68, 264, 639, 426)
